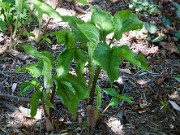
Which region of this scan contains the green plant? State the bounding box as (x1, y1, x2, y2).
(17, 0, 150, 131)
(129, 0, 159, 15)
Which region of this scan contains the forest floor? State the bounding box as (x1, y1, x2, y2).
(0, 0, 180, 135)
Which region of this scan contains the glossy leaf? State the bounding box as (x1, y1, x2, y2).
(174, 75, 180, 82)
(16, 62, 43, 78)
(30, 90, 40, 117)
(104, 88, 119, 97)
(91, 7, 114, 39)
(15, 0, 23, 14)
(61, 16, 87, 42)
(142, 22, 157, 34)
(119, 94, 133, 104)
(22, 44, 53, 89)
(31, 0, 61, 18)
(113, 10, 143, 40)
(77, 23, 100, 44)
(57, 49, 76, 78)
(93, 43, 121, 83)
(76, 0, 89, 5)
(109, 97, 120, 106)
(51, 30, 76, 49)
(114, 45, 150, 70)
(151, 35, 165, 42)
(20, 79, 40, 94)
(55, 74, 89, 115)
(74, 49, 87, 77)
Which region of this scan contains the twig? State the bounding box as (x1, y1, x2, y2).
(0, 93, 61, 103)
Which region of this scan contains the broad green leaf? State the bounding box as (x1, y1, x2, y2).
(23, 44, 40, 58)
(31, 0, 61, 18)
(20, 79, 40, 94)
(142, 22, 157, 34)
(15, 0, 23, 14)
(134, 54, 150, 70)
(74, 49, 87, 77)
(119, 94, 133, 104)
(30, 90, 40, 117)
(104, 88, 119, 97)
(57, 49, 76, 78)
(162, 16, 172, 28)
(109, 97, 120, 106)
(114, 45, 150, 70)
(151, 35, 165, 42)
(16, 62, 43, 78)
(77, 23, 100, 44)
(76, 0, 89, 5)
(113, 10, 143, 40)
(61, 16, 87, 42)
(63, 74, 89, 99)
(51, 30, 76, 49)
(55, 79, 79, 116)
(91, 7, 114, 39)
(40, 51, 54, 65)
(23, 44, 53, 89)
(0, 20, 7, 30)
(93, 43, 121, 83)
(42, 58, 52, 89)
(174, 75, 180, 82)
(55, 74, 89, 115)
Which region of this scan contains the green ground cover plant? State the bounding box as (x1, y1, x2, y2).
(16, 0, 150, 132)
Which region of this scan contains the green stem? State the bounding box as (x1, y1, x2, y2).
(88, 66, 95, 88)
(12, 14, 20, 39)
(49, 82, 56, 122)
(17, 7, 35, 40)
(88, 66, 101, 105)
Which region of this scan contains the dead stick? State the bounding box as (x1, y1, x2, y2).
(0, 93, 60, 103)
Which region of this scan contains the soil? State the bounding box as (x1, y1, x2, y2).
(0, 0, 180, 135)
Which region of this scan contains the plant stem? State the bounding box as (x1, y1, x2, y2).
(49, 82, 56, 121)
(12, 14, 20, 39)
(88, 66, 101, 105)
(88, 66, 95, 89)
(17, 7, 35, 40)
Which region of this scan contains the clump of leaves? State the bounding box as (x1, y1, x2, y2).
(17, 0, 150, 131)
(129, 0, 160, 15)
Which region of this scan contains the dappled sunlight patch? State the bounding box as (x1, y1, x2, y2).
(107, 116, 124, 134)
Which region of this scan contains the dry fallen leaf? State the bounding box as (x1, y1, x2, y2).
(168, 100, 180, 111)
(12, 83, 18, 93)
(120, 68, 132, 74)
(157, 77, 166, 86)
(166, 42, 179, 54)
(19, 106, 42, 119)
(87, 105, 97, 128)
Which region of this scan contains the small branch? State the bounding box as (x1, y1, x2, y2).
(17, 7, 35, 40)
(88, 66, 101, 105)
(0, 93, 60, 103)
(49, 82, 56, 121)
